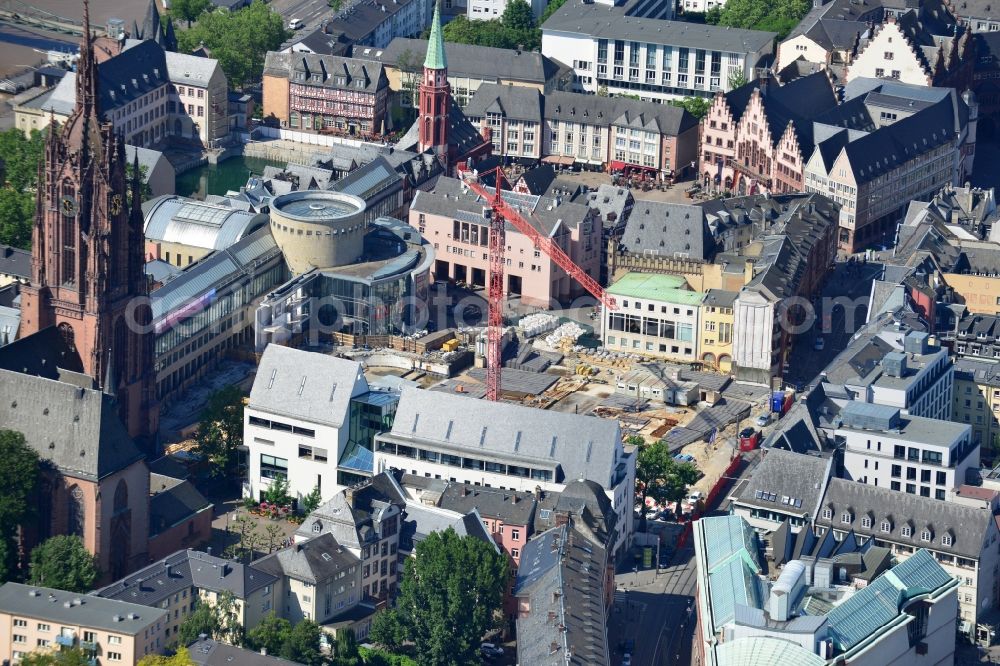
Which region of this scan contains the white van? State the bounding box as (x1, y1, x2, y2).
(288, 18, 304, 30)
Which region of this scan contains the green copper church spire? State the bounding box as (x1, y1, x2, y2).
(424, 0, 447, 70)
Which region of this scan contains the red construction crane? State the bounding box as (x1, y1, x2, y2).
(464, 166, 618, 401)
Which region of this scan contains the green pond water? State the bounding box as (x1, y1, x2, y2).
(174, 156, 285, 199)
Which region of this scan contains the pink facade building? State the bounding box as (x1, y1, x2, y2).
(409, 177, 602, 307)
(699, 73, 837, 195)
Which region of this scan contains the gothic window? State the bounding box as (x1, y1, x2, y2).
(113, 479, 128, 514)
(61, 181, 76, 285)
(67, 485, 85, 537)
(58, 323, 75, 350)
(113, 317, 128, 383)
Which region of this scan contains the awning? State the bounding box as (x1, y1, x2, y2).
(542, 155, 574, 166)
(610, 160, 657, 173)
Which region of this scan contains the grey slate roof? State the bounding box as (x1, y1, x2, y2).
(465, 84, 542, 123)
(439, 484, 538, 526)
(98, 39, 169, 114)
(542, 0, 776, 53)
(297, 472, 407, 549)
(544, 89, 697, 135)
(264, 51, 387, 95)
(96, 550, 277, 606)
(734, 449, 833, 520)
(0, 243, 30, 278)
(254, 533, 360, 585)
(189, 638, 304, 666)
(380, 387, 623, 488)
(619, 201, 709, 259)
(816, 477, 994, 560)
(248, 344, 368, 429)
(372, 38, 567, 85)
(0, 369, 144, 481)
(0, 583, 166, 634)
(149, 474, 213, 537)
(515, 524, 608, 666)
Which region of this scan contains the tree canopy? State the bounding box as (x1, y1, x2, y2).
(28, 536, 98, 592)
(501, 0, 536, 32)
(194, 385, 245, 481)
(176, 1, 288, 89)
(178, 591, 243, 646)
(540, 0, 568, 24)
(137, 647, 195, 666)
(716, 0, 810, 39)
(0, 128, 45, 249)
(636, 441, 701, 507)
(169, 0, 212, 27)
(0, 430, 39, 583)
(441, 15, 541, 52)
(19, 648, 93, 666)
(670, 96, 712, 120)
(369, 528, 508, 666)
(245, 613, 324, 665)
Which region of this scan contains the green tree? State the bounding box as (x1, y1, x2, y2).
(369, 528, 508, 666)
(0, 127, 45, 190)
(20, 648, 92, 666)
(501, 0, 535, 32)
(357, 648, 419, 666)
(728, 69, 749, 90)
(194, 385, 245, 481)
(138, 647, 196, 666)
(670, 96, 712, 119)
(178, 591, 243, 646)
(246, 612, 292, 657)
(262, 475, 292, 507)
(368, 611, 406, 652)
(169, 0, 212, 28)
(28, 536, 98, 592)
(705, 5, 722, 23)
(0, 430, 39, 582)
(0, 188, 36, 250)
(636, 441, 701, 508)
(301, 484, 322, 514)
(176, 1, 288, 89)
(282, 620, 323, 665)
(717, 0, 809, 38)
(332, 629, 360, 666)
(125, 162, 153, 208)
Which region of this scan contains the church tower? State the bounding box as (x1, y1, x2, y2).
(19, 0, 158, 443)
(418, 1, 450, 163)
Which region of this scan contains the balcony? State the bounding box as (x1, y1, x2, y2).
(80, 641, 97, 651)
(55, 635, 76, 647)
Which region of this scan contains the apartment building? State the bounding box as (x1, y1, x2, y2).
(847, 10, 975, 90)
(95, 550, 279, 643)
(262, 51, 390, 137)
(694, 515, 960, 666)
(816, 478, 1000, 644)
(730, 448, 834, 533)
(16, 40, 230, 147)
(775, 0, 878, 80)
(700, 289, 736, 372)
(804, 81, 976, 251)
(368, 38, 572, 109)
(541, 0, 775, 102)
(604, 272, 703, 362)
(699, 72, 838, 195)
(245, 345, 400, 504)
(953, 357, 1000, 452)
(409, 176, 602, 308)
(731, 194, 839, 385)
(255, 534, 373, 639)
(0, 583, 167, 665)
(835, 401, 977, 499)
(295, 474, 405, 605)
(373, 387, 636, 559)
(821, 328, 954, 421)
(284, 0, 429, 51)
(469, 0, 545, 21)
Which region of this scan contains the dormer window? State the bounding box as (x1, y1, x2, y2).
(942, 534, 953, 546)
(841, 512, 852, 524)
(920, 529, 932, 542)
(822, 508, 833, 520)
(312, 521, 322, 534)
(901, 525, 913, 537)
(861, 516, 872, 528)
(880, 520, 891, 533)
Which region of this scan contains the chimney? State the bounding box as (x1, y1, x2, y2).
(260, 648, 267, 656)
(511, 494, 518, 504)
(345, 486, 356, 507)
(461, 486, 468, 497)
(534, 486, 542, 500)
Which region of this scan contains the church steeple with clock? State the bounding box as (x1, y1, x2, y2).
(18, 0, 158, 442)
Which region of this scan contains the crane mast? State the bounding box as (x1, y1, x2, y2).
(463, 167, 618, 401)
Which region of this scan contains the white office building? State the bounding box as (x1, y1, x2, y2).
(540, 0, 774, 102)
(244, 345, 398, 506)
(836, 401, 977, 500)
(373, 387, 636, 559)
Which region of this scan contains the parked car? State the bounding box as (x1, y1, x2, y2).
(673, 453, 695, 463)
(755, 413, 771, 428)
(288, 18, 304, 29)
(645, 509, 661, 521)
(480, 643, 504, 658)
(814, 337, 825, 351)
